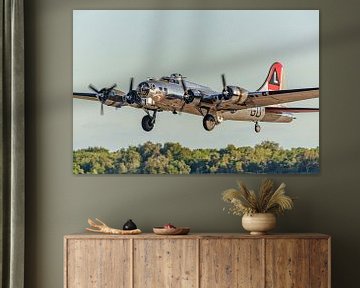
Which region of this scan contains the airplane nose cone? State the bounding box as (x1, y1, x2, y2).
(138, 82, 150, 96)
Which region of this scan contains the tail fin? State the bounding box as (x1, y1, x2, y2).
(257, 62, 284, 91)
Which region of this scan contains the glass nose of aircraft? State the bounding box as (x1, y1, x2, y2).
(137, 82, 150, 96)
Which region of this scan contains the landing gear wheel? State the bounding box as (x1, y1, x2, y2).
(255, 122, 261, 133)
(142, 115, 154, 132)
(203, 114, 216, 131)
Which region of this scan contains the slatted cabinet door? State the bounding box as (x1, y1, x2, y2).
(265, 238, 330, 288)
(133, 239, 198, 288)
(65, 239, 131, 288)
(200, 239, 264, 288)
(266, 239, 310, 287)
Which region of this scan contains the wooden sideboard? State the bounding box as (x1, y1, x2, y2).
(64, 233, 330, 288)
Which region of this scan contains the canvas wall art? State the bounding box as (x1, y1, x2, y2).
(73, 10, 319, 174)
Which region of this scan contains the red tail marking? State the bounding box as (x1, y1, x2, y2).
(258, 62, 283, 91)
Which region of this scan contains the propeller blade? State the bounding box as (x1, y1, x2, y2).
(109, 83, 117, 91)
(180, 78, 187, 94)
(129, 77, 134, 91)
(88, 84, 100, 94)
(100, 103, 104, 116)
(221, 74, 226, 90)
(181, 78, 187, 91)
(89, 83, 118, 115)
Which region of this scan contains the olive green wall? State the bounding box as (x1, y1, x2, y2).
(25, 0, 360, 287)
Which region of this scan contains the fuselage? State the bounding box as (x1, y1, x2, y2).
(122, 73, 294, 124)
(74, 62, 318, 133)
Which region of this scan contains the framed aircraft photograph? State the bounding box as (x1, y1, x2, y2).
(73, 10, 319, 174)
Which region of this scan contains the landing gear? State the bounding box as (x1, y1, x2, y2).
(142, 115, 154, 132)
(203, 114, 216, 131)
(255, 122, 261, 133)
(141, 110, 157, 132)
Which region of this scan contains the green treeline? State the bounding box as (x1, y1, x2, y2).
(73, 141, 319, 174)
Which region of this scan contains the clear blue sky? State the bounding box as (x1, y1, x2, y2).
(73, 10, 319, 150)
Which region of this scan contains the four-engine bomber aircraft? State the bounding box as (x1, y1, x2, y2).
(73, 62, 319, 133)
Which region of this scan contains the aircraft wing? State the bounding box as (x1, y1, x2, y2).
(73, 89, 126, 102)
(246, 88, 319, 108)
(73, 92, 98, 101)
(265, 107, 319, 113)
(211, 87, 319, 110)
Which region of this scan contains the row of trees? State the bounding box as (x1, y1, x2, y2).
(73, 141, 319, 174)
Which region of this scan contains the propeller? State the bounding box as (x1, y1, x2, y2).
(220, 74, 234, 100)
(88, 84, 100, 94)
(125, 77, 142, 105)
(129, 77, 134, 91)
(221, 74, 226, 92)
(180, 77, 194, 104)
(221, 74, 229, 100)
(180, 78, 187, 95)
(176, 78, 188, 114)
(88, 83, 117, 115)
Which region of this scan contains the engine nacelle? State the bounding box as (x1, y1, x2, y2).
(184, 89, 202, 106)
(225, 86, 248, 104)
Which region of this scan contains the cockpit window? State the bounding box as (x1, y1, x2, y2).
(170, 79, 179, 84)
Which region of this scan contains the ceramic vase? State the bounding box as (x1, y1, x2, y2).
(242, 213, 276, 235)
